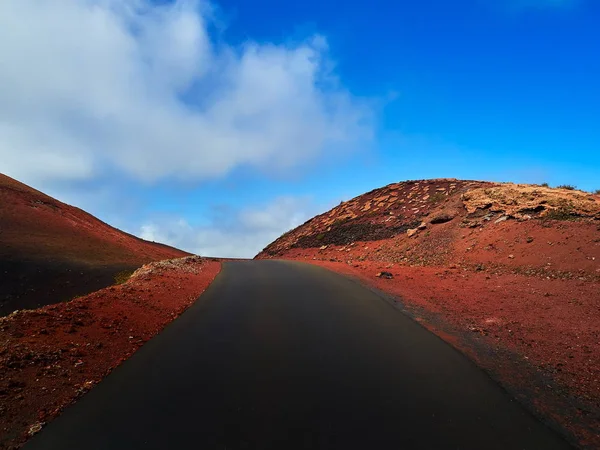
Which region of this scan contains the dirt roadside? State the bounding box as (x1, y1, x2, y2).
(298, 258, 599, 449)
(0, 256, 221, 450)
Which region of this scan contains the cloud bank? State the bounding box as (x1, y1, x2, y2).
(0, 0, 372, 185)
(138, 197, 318, 258)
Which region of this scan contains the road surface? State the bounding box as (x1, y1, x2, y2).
(26, 260, 571, 449)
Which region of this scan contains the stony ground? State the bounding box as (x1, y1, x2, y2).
(0, 256, 220, 450)
(288, 258, 598, 448)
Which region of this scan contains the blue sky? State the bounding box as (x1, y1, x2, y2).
(1, 0, 599, 256)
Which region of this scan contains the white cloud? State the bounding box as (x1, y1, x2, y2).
(138, 197, 319, 258)
(0, 0, 372, 185)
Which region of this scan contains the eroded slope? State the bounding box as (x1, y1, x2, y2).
(258, 179, 600, 277)
(0, 174, 190, 314)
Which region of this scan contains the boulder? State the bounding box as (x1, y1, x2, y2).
(376, 271, 394, 279)
(430, 213, 455, 224)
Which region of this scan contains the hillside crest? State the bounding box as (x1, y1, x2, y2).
(257, 178, 600, 278)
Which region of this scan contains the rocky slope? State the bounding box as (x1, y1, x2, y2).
(0, 173, 190, 315)
(258, 178, 600, 278)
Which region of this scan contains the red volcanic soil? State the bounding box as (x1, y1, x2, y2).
(257, 179, 600, 448)
(289, 257, 600, 448)
(0, 256, 220, 450)
(1, 173, 190, 315)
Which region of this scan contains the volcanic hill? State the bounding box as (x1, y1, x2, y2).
(257, 178, 600, 278)
(0, 173, 189, 315)
(257, 178, 600, 448)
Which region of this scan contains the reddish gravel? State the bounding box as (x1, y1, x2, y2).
(0, 256, 220, 450)
(292, 256, 600, 449)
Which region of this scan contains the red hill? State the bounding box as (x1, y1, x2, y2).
(0, 173, 189, 315)
(258, 178, 600, 275)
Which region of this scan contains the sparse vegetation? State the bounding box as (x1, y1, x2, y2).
(114, 270, 134, 285)
(556, 184, 576, 190)
(540, 182, 549, 187)
(331, 217, 351, 227)
(428, 192, 446, 203)
(593, 189, 600, 195)
(545, 206, 578, 221)
(293, 221, 420, 248)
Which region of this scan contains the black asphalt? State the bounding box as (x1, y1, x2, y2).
(25, 260, 571, 449)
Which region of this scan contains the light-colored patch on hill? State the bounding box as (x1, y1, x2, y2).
(130, 256, 205, 279)
(462, 184, 600, 220)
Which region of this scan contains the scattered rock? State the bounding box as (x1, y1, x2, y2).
(430, 213, 454, 224)
(8, 380, 26, 389)
(417, 222, 427, 230)
(28, 422, 43, 436)
(407, 228, 418, 238)
(495, 216, 509, 224)
(376, 271, 394, 279)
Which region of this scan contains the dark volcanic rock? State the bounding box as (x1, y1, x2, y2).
(292, 220, 421, 248)
(376, 271, 394, 279)
(430, 213, 455, 224)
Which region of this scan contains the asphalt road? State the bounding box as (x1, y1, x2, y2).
(26, 260, 571, 449)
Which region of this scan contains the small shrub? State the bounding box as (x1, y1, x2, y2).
(540, 182, 549, 187)
(428, 192, 446, 203)
(593, 189, 600, 195)
(316, 233, 325, 241)
(545, 207, 577, 221)
(556, 184, 576, 190)
(114, 270, 134, 285)
(331, 217, 350, 227)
